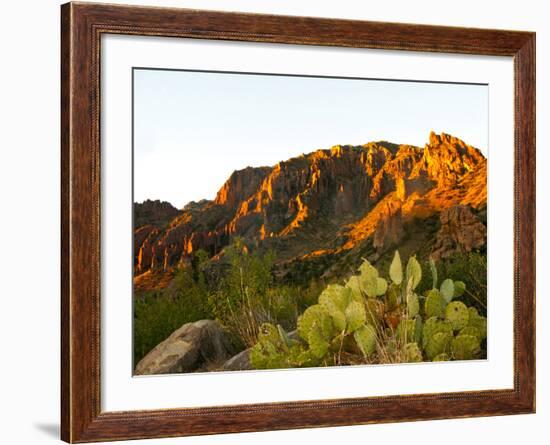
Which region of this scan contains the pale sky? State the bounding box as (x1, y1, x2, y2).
(134, 68, 488, 208)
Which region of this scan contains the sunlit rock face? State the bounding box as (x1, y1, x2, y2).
(134, 132, 487, 290)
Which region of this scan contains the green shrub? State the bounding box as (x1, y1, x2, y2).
(208, 238, 303, 348)
(133, 265, 212, 367)
(134, 240, 329, 364)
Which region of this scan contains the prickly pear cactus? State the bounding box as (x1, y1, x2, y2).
(429, 257, 438, 289)
(405, 342, 423, 362)
(319, 284, 353, 312)
(354, 324, 377, 358)
(451, 334, 481, 360)
(297, 304, 334, 342)
(445, 301, 470, 331)
(407, 292, 420, 318)
(357, 260, 388, 298)
(440, 278, 455, 303)
(319, 284, 352, 332)
(389, 250, 403, 285)
(376, 277, 388, 297)
(249, 250, 486, 369)
(385, 283, 400, 311)
(286, 345, 319, 368)
(467, 307, 487, 340)
(345, 275, 363, 301)
(425, 331, 452, 360)
(396, 316, 422, 345)
(414, 315, 423, 345)
(405, 256, 422, 290)
(249, 323, 293, 369)
(422, 317, 453, 349)
(307, 322, 331, 358)
(344, 300, 367, 333)
(424, 289, 446, 319)
(453, 281, 466, 298)
(396, 319, 414, 344)
(250, 323, 322, 369)
(458, 326, 482, 340)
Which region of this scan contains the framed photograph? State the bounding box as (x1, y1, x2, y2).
(61, 2, 535, 442)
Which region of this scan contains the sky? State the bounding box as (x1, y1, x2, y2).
(134, 68, 488, 208)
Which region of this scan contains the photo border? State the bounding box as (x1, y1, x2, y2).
(61, 2, 535, 442)
(130, 65, 491, 375)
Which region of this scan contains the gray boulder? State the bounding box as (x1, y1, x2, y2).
(134, 320, 234, 375)
(223, 349, 252, 371)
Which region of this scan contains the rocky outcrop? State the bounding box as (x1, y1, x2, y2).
(134, 225, 159, 270)
(215, 166, 271, 208)
(431, 205, 487, 260)
(134, 199, 181, 228)
(419, 131, 486, 187)
(134, 132, 487, 288)
(134, 320, 234, 375)
(373, 199, 405, 252)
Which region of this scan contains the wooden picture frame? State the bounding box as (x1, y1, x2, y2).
(61, 2, 535, 442)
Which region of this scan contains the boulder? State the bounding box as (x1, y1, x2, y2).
(223, 349, 252, 371)
(134, 320, 234, 375)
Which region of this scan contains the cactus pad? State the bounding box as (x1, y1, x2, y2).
(376, 277, 388, 296)
(396, 319, 414, 344)
(425, 331, 452, 360)
(405, 256, 422, 290)
(319, 285, 350, 332)
(297, 304, 333, 342)
(354, 324, 377, 358)
(344, 300, 367, 333)
(424, 289, 446, 319)
(307, 324, 331, 358)
(396, 317, 422, 345)
(422, 316, 453, 349)
(385, 283, 400, 311)
(429, 257, 438, 289)
(258, 323, 282, 346)
(407, 292, 420, 318)
(358, 260, 380, 297)
(405, 342, 423, 362)
(440, 278, 455, 303)
(467, 307, 487, 340)
(389, 250, 403, 285)
(453, 280, 466, 297)
(319, 284, 352, 312)
(345, 275, 363, 300)
(445, 301, 470, 331)
(250, 323, 293, 369)
(451, 334, 481, 360)
(459, 326, 482, 340)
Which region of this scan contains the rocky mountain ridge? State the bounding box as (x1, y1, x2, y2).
(134, 132, 487, 291)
